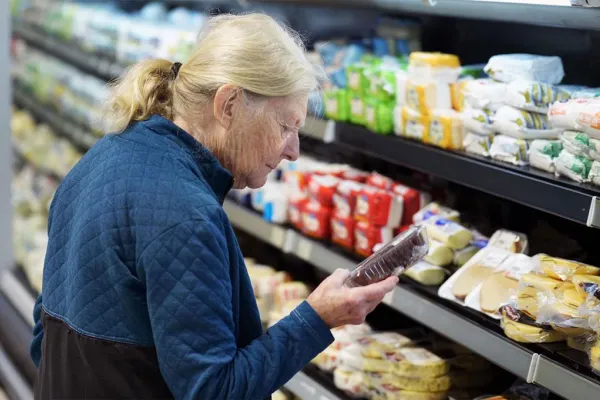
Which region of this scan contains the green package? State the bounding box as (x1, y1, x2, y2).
(324, 88, 350, 122)
(348, 93, 366, 126)
(365, 97, 394, 135)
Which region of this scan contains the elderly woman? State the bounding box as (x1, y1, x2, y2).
(30, 13, 397, 399)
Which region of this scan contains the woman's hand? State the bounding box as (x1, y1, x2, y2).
(306, 269, 399, 329)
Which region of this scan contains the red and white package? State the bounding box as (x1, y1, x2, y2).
(308, 175, 340, 207)
(392, 183, 431, 226)
(366, 172, 395, 190)
(355, 187, 404, 228)
(301, 200, 332, 240)
(331, 213, 355, 250)
(288, 195, 308, 231)
(332, 180, 363, 218)
(341, 168, 370, 183)
(284, 170, 312, 194)
(354, 221, 394, 257)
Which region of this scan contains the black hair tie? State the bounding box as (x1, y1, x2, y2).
(170, 62, 182, 80)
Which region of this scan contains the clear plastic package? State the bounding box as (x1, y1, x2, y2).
(345, 225, 429, 288)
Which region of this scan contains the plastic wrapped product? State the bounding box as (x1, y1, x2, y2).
(424, 240, 454, 267)
(332, 324, 373, 350)
(381, 373, 451, 392)
(349, 94, 367, 126)
(408, 52, 461, 83)
(394, 105, 405, 136)
(453, 245, 482, 267)
(300, 201, 332, 240)
(274, 282, 308, 309)
(339, 344, 395, 373)
(462, 79, 507, 111)
(402, 107, 430, 142)
(331, 213, 355, 250)
(488, 229, 529, 254)
(504, 80, 569, 114)
(555, 150, 592, 182)
(520, 272, 574, 291)
(547, 98, 600, 138)
(501, 305, 566, 343)
(462, 107, 495, 135)
(333, 181, 364, 218)
(392, 184, 430, 226)
(484, 54, 564, 85)
(347, 63, 369, 94)
(366, 172, 396, 191)
(355, 187, 404, 228)
(560, 131, 591, 157)
(423, 215, 473, 250)
(334, 366, 370, 398)
(528, 139, 563, 173)
(312, 346, 340, 372)
(589, 161, 600, 186)
(288, 195, 308, 232)
(490, 135, 530, 166)
(354, 221, 395, 258)
(389, 347, 449, 379)
(573, 275, 600, 296)
(590, 140, 600, 161)
(405, 261, 447, 286)
(450, 80, 468, 112)
(366, 98, 395, 135)
(412, 202, 460, 224)
(324, 88, 350, 121)
(493, 106, 561, 140)
(463, 132, 495, 158)
(567, 333, 596, 352)
(346, 225, 429, 287)
(358, 332, 413, 358)
(450, 248, 511, 300)
(479, 273, 519, 313)
(426, 109, 464, 150)
(590, 338, 600, 374)
(263, 189, 288, 224)
(308, 175, 340, 208)
(405, 80, 452, 115)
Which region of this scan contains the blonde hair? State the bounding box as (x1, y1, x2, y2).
(105, 13, 322, 132)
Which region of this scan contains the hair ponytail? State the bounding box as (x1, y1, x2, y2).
(104, 58, 176, 133)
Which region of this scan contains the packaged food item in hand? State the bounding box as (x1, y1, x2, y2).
(423, 215, 473, 250)
(554, 150, 592, 183)
(504, 80, 569, 114)
(490, 135, 530, 166)
(463, 132, 495, 158)
(405, 261, 447, 285)
(484, 54, 564, 85)
(426, 110, 463, 150)
(528, 139, 563, 173)
(493, 106, 561, 140)
(533, 254, 600, 281)
(345, 225, 429, 287)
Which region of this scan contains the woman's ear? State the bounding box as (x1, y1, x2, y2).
(213, 84, 241, 129)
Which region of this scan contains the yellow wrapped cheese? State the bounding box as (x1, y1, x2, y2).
(333, 366, 370, 397)
(382, 373, 451, 392)
(563, 288, 587, 308)
(501, 309, 566, 343)
(423, 216, 473, 250)
(406, 81, 453, 116)
(339, 344, 394, 373)
(520, 273, 572, 292)
(424, 240, 454, 267)
(402, 107, 430, 142)
(426, 110, 463, 150)
(405, 261, 447, 286)
(516, 286, 540, 318)
(572, 275, 600, 296)
(391, 347, 449, 378)
(534, 254, 600, 281)
(312, 346, 340, 372)
(358, 332, 413, 358)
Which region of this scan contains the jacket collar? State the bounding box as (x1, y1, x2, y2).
(143, 115, 234, 204)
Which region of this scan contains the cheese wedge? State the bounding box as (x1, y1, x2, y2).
(553, 326, 590, 337)
(520, 273, 568, 291)
(563, 288, 586, 308)
(535, 254, 600, 281)
(572, 275, 600, 296)
(424, 216, 473, 250)
(516, 286, 540, 318)
(503, 317, 566, 343)
(479, 273, 519, 313)
(391, 347, 449, 378)
(358, 332, 412, 358)
(382, 374, 452, 392)
(405, 262, 447, 286)
(452, 266, 494, 300)
(424, 240, 454, 266)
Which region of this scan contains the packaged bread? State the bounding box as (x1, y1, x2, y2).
(372, 384, 447, 400)
(493, 106, 561, 140)
(424, 240, 454, 267)
(501, 306, 566, 343)
(358, 332, 413, 357)
(484, 54, 564, 85)
(533, 254, 600, 281)
(488, 229, 528, 254)
(405, 261, 447, 286)
(312, 346, 340, 372)
(528, 139, 562, 173)
(333, 366, 370, 398)
(339, 344, 395, 373)
(390, 347, 449, 378)
(426, 110, 463, 150)
(554, 150, 592, 183)
(479, 273, 519, 313)
(423, 216, 472, 250)
(490, 135, 530, 166)
(504, 80, 569, 114)
(413, 202, 460, 224)
(381, 373, 451, 393)
(463, 132, 495, 158)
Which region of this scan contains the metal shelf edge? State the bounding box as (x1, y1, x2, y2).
(0, 348, 33, 400)
(535, 355, 600, 400)
(0, 270, 35, 328)
(223, 200, 288, 249)
(284, 371, 343, 400)
(301, 117, 336, 143)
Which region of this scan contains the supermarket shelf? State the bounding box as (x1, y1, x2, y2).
(0, 270, 35, 328)
(247, 0, 600, 31)
(13, 145, 63, 182)
(301, 117, 336, 143)
(0, 348, 33, 400)
(285, 371, 344, 400)
(335, 123, 600, 228)
(12, 86, 98, 151)
(223, 200, 600, 399)
(223, 200, 289, 249)
(13, 22, 124, 81)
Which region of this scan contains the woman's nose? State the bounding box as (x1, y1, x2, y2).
(282, 131, 300, 161)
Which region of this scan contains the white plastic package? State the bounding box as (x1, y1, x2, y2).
(493, 106, 562, 139)
(490, 135, 530, 166)
(462, 79, 507, 111)
(554, 150, 592, 183)
(462, 108, 495, 135)
(588, 161, 600, 187)
(484, 54, 565, 85)
(463, 132, 495, 157)
(504, 80, 569, 114)
(528, 139, 563, 173)
(560, 131, 591, 157)
(548, 99, 600, 139)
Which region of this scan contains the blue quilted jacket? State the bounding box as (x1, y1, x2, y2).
(30, 115, 333, 399)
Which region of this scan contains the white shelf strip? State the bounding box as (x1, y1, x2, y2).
(284, 371, 343, 400)
(0, 270, 36, 327)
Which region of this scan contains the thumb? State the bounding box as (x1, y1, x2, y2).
(328, 268, 351, 286)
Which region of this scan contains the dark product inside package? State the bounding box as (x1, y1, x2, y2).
(345, 225, 429, 287)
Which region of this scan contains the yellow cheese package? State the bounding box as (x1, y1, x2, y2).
(312, 346, 340, 372)
(357, 332, 413, 358)
(488, 229, 528, 254)
(333, 366, 371, 398)
(331, 323, 372, 350)
(402, 106, 430, 142)
(520, 272, 573, 292)
(501, 305, 566, 343)
(406, 80, 453, 115)
(515, 286, 540, 319)
(405, 261, 447, 286)
(339, 344, 394, 373)
(426, 109, 463, 150)
(390, 347, 449, 378)
(381, 373, 451, 393)
(412, 202, 460, 224)
(533, 254, 600, 281)
(424, 240, 454, 266)
(273, 282, 309, 308)
(423, 215, 473, 250)
(536, 292, 589, 330)
(408, 52, 461, 83)
(573, 275, 600, 296)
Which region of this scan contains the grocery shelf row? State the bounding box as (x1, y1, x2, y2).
(12, 22, 600, 229)
(246, 0, 600, 31)
(223, 199, 600, 400)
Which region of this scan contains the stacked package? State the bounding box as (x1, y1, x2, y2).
(464, 54, 569, 166)
(545, 99, 600, 184)
(501, 254, 600, 348)
(394, 52, 466, 150)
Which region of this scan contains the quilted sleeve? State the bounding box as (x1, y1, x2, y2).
(138, 214, 333, 400)
(30, 294, 44, 367)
